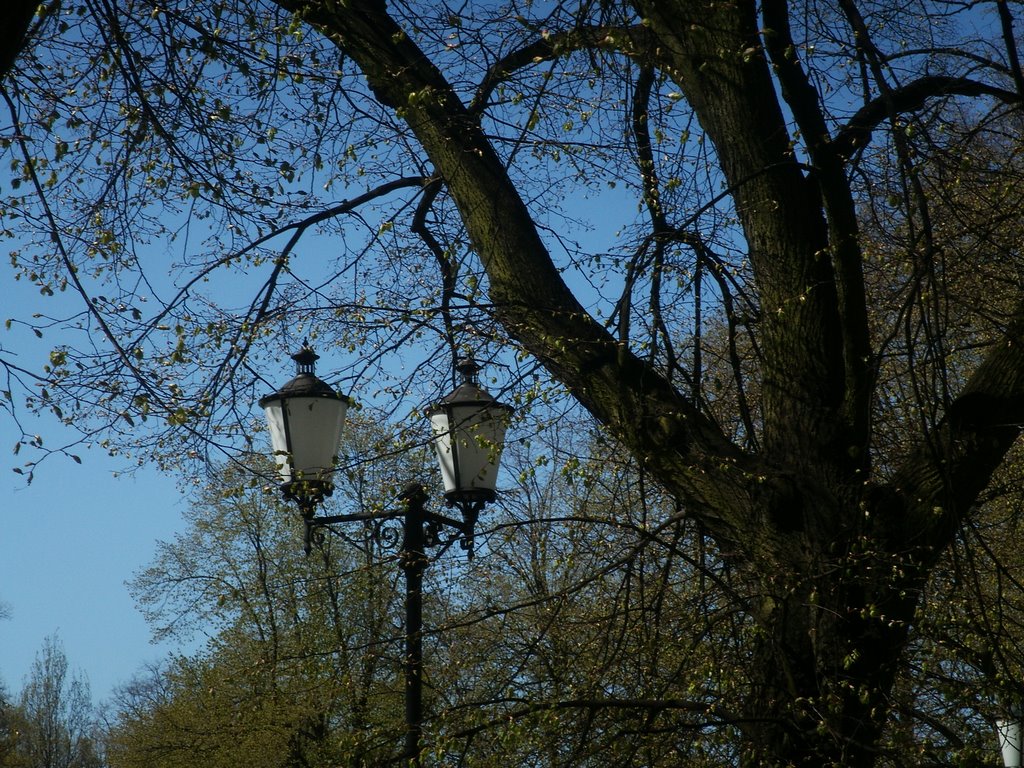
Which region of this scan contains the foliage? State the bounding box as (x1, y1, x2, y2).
(419, 426, 744, 766)
(107, 418, 426, 767)
(0, 682, 15, 767)
(108, 416, 748, 766)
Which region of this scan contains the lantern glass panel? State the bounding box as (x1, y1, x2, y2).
(263, 399, 290, 482)
(998, 719, 1023, 768)
(430, 403, 509, 497)
(263, 395, 347, 486)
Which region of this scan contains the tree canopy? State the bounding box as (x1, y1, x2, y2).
(5, 0, 1024, 764)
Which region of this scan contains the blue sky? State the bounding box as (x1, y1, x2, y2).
(0, 449, 188, 703)
(1, 262, 196, 704)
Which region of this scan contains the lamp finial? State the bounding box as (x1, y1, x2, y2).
(292, 342, 320, 375)
(455, 356, 480, 384)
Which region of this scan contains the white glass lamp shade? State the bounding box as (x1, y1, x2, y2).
(429, 402, 510, 501)
(427, 358, 512, 504)
(262, 395, 347, 486)
(998, 718, 1023, 768)
(259, 345, 348, 502)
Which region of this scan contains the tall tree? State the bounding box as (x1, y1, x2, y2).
(110, 415, 747, 767)
(109, 422, 425, 767)
(4, 0, 1024, 764)
(422, 423, 745, 766)
(12, 636, 100, 768)
(0, 680, 17, 767)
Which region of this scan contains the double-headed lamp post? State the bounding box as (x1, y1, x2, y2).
(259, 345, 512, 767)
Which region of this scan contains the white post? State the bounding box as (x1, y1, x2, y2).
(997, 718, 1022, 768)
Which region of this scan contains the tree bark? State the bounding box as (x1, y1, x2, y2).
(0, 0, 37, 82)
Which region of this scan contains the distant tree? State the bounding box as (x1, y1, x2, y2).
(0, 680, 17, 767)
(110, 414, 747, 766)
(108, 418, 423, 766)
(0, 607, 13, 765)
(9, 636, 100, 768)
(107, 655, 344, 768)
(421, 423, 742, 766)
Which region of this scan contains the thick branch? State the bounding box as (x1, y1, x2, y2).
(892, 305, 1024, 559)
(279, 0, 755, 544)
(448, 696, 732, 743)
(996, 0, 1024, 100)
(632, 0, 849, 472)
(762, 0, 873, 470)
(469, 25, 652, 115)
(0, 0, 37, 81)
(834, 76, 1019, 160)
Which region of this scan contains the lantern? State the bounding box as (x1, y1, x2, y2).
(259, 344, 349, 507)
(998, 713, 1023, 768)
(426, 357, 512, 508)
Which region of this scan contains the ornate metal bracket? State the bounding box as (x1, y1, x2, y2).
(300, 482, 478, 558)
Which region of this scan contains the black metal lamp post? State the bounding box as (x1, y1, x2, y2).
(260, 348, 512, 767)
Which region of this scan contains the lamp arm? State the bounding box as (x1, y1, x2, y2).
(300, 493, 480, 556)
(300, 508, 401, 555)
(307, 510, 473, 539)
(311, 509, 403, 526)
(423, 510, 471, 534)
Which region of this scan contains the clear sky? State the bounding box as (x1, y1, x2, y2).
(1, 261, 195, 704)
(0, 450, 189, 703)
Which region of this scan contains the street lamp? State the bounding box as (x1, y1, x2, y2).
(259, 346, 512, 767)
(259, 343, 349, 516)
(427, 356, 514, 556)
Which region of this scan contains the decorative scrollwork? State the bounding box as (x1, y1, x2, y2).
(370, 516, 403, 553)
(303, 512, 406, 558)
(300, 487, 482, 560)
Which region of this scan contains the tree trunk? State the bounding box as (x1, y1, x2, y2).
(739, 531, 922, 766)
(276, 0, 1024, 764)
(0, 0, 37, 82)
